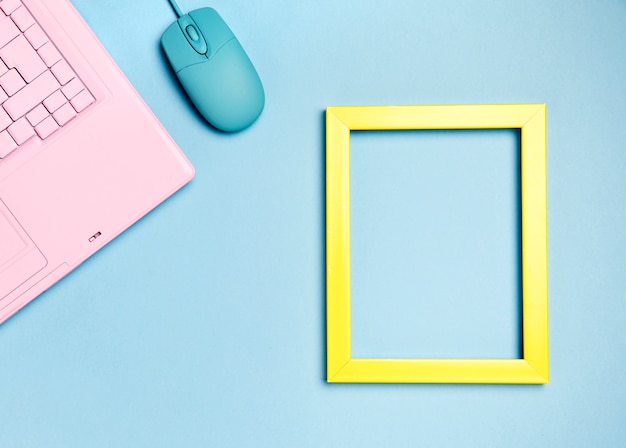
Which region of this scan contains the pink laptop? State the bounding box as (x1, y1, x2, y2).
(0, 0, 194, 323)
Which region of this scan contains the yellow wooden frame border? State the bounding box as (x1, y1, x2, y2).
(326, 104, 548, 384)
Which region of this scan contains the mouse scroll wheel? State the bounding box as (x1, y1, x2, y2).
(179, 18, 208, 55)
(186, 25, 200, 42)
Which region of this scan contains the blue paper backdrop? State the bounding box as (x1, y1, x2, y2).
(1, 0, 625, 446)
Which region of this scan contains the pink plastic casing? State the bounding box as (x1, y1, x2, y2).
(0, 0, 195, 323)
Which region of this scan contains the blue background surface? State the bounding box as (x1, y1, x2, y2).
(1, 0, 625, 446)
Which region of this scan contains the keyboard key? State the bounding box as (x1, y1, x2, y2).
(61, 78, 84, 99)
(37, 42, 61, 67)
(3, 69, 60, 120)
(0, 34, 47, 82)
(0, 0, 21, 16)
(0, 129, 17, 158)
(0, 3, 96, 152)
(43, 89, 66, 112)
(52, 102, 76, 126)
(50, 60, 74, 85)
(7, 116, 35, 145)
(70, 89, 94, 113)
(34, 115, 58, 139)
(24, 23, 47, 49)
(10, 6, 34, 32)
(0, 15, 19, 47)
(0, 106, 11, 131)
(0, 68, 25, 95)
(26, 103, 48, 126)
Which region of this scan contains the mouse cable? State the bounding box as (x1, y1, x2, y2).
(167, 0, 183, 17)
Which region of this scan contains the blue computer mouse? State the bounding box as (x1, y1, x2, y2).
(161, 7, 264, 132)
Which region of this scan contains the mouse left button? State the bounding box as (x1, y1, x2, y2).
(161, 21, 206, 72)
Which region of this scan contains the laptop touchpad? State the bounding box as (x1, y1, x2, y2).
(0, 200, 47, 301)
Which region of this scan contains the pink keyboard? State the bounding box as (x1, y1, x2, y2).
(0, 0, 94, 159)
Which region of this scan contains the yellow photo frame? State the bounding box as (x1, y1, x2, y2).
(326, 104, 548, 384)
